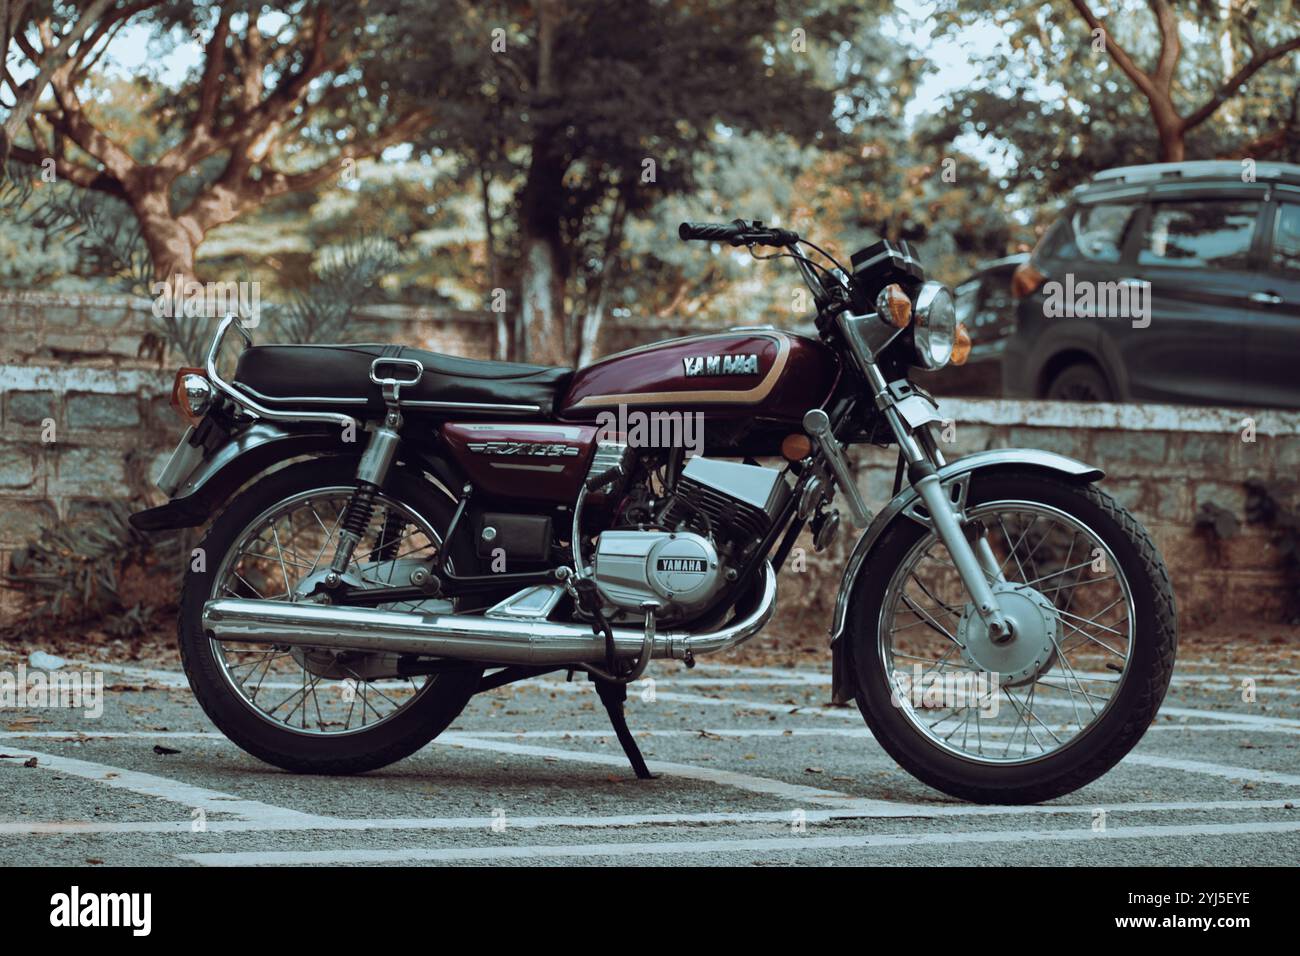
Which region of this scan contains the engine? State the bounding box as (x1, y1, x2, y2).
(591, 456, 791, 623)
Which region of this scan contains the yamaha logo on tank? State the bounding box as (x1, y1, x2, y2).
(682, 354, 759, 376)
(657, 557, 707, 573)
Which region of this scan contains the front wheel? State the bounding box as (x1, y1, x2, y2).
(846, 470, 1177, 804)
(178, 458, 482, 775)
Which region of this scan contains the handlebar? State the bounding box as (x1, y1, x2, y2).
(678, 219, 799, 248)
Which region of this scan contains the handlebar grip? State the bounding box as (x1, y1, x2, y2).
(678, 221, 746, 244)
(678, 220, 799, 248)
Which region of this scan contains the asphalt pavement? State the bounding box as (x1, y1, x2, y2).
(1, 645, 1297, 866)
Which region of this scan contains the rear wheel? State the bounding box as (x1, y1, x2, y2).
(846, 471, 1177, 803)
(178, 458, 482, 774)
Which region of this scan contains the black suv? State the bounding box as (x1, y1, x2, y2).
(1003, 161, 1300, 409)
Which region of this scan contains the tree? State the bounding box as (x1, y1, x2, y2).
(0, 0, 122, 167)
(390, 0, 879, 365)
(931, 0, 1300, 177)
(1067, 0, 1300, 161)
(6, 1, 434, 283)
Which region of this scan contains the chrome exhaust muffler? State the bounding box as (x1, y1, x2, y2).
(202, 563, 776, 666)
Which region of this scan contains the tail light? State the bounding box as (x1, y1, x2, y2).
(1011, 261, 1046, 298)
(171, 367, 214, 425)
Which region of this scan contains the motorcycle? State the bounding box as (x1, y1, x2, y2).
(132, 219, 1177, 803)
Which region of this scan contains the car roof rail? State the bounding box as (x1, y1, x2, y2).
(1087, 160, 1300, 188)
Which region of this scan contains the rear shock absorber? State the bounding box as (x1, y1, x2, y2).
(325, 411, 402, 586)
(325, 357, 420, 589)
(326, 483, 379, 583)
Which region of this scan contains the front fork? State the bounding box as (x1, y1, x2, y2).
(815, 365, 1010, 640)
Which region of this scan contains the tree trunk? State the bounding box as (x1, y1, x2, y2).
(516, 0, 570, 367)
(1150, 97, 1186, 162)
(517, 148, 569, 366)
(575, 190, 628, 367)
(134, 191, 202, 283)
(519, 234, 567, 365)
(480, 163, 514, 361)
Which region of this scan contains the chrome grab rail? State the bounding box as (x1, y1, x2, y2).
(204, 313, 358, 429)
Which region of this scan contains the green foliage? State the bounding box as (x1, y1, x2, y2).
(0, 160, 151, 293)
(272, 234, 405, 344)
(1, 502, 186, 639)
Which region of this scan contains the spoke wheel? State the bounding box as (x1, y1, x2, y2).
(879, 500, 1134, 765)
(209, 485, 444, 737)
(847, 470, 1177, 804)
(178, 458, 482, 775)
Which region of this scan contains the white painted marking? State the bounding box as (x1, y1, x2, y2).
(4, 798, 1295, 837)
(179, 819, 1300, 865)
(437, 732, 865, 806)
(0, 751, 316, 823)
(1125, 754, 1300, 788)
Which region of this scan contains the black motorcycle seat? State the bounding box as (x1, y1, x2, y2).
(232, 343, 573, 416)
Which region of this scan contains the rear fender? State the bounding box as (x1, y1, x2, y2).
(129, 422, 353, 531)
(828, 448, 1104, 705)
(129, 422, 466, 532)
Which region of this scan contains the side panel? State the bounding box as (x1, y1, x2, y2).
(557, 330, 839, 424)
(441, 422, 597, 503)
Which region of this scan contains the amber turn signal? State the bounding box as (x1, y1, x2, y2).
(1010, 261, 1046, 299)
(951, 323, 972, 366)
(876, 283, 912, 328)
(781, 433, 813, 461)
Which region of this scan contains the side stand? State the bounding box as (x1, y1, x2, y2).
(592, 678, 655, 780)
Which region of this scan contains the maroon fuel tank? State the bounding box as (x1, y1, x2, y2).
(556, 329, 840, 426)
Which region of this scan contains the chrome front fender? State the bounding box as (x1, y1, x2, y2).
(826, 448, 1103, 704)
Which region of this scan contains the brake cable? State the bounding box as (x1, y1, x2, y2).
(746, 244, 854, 305)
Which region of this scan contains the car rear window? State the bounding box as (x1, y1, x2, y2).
(1272, 203, 1300, 276)
(1042, 202, 1142, 264)
(1138, 200, 1259, 269)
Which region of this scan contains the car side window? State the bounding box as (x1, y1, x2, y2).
(1272, 203, 1300, 276)
(1137, 200, 1259, 269)
(1058, 203, 1142, 263)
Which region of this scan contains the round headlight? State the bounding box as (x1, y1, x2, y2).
(912, 281, 955, 369)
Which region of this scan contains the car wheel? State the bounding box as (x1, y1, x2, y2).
(1046, 362, 1113, 402)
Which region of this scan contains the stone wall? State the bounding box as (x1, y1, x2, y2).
(1, 290, 1297, 629)
(844, 400, 1300, 626)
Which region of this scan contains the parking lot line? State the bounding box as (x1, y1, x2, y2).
(3, 797, 1296, 837)
(0, 750, 317, 824)
(436, 732, 866, 806)
(177, 819, 1300, 865)
(1124, 754, 1300, 788)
